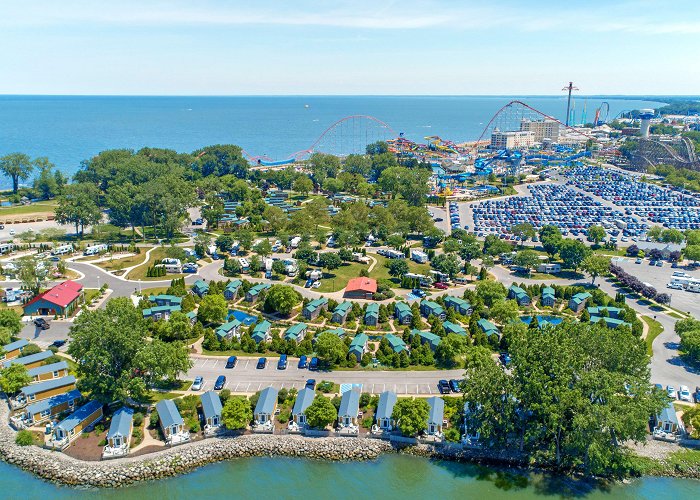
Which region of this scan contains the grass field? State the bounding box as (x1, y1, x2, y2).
(642, 315, 664, 356)
(0, 200, 57, 217)
(127, 247, 186, 281)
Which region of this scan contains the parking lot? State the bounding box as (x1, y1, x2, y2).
(186, 356, 464, 395)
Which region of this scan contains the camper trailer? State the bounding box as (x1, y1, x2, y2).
(51, 244, 74, 256)
(84, 244, 108, 256)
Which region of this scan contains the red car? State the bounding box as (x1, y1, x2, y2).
(434, 282, 449, 290)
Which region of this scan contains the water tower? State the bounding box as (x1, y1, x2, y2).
(639, 109, 654, 139)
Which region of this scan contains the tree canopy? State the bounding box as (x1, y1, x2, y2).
(392, 397, 430, 436)
(221, 396, 253, 429)
(304, 395, 337, 428)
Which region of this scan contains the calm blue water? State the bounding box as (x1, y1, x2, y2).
(0, 455, 697, 499)
(521, 315, 565, 327)
(228, 309, 257, 326)
(0, 95, 664, 189)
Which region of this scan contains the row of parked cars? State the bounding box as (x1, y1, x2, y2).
(448, 201, 463, 231)
(659, 384, 700, 403)
(438, 379, 463, 394)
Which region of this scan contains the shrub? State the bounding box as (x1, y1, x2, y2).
(149, 411, 160, 428)
(133, 412, 144, 427)
(186, 416, 200, 433)
(15, 430, 34, 446)
(317, 381, 335, 393)
(98, 438, 107, 446)
(219, 389, 231, 404)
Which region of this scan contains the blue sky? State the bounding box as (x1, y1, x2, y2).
(1, 0, 698, 95)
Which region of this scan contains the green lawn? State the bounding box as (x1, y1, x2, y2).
(83, 288, 100, 304)
(127, 247, 187, 281)
(314, 261, 371, 293)
(370, 254, 432, 285)
(0, 200, 57, 217)
(96, 249, 151, 272)
(642, 315, 664, 356)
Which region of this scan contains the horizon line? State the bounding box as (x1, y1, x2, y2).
(0, 93, 693, 99)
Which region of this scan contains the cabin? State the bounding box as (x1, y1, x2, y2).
(245, 283, 270, 303)
(191, 280, 209, 297)
(508, 285, 531, 306)
(27, 361, 69, 382)
(15, 389, 82, 428)
(337, 389, 360, 433)
(394, 302, 413, 325)
(332, 301, 352, 324)
(374, 391, 397, 433)
(653, 403, 685, 441)
(2, 350, 53, 369)
(156, 399, 190, 445)
(443, 321, 467, 336)
(586, 306, 624, 319)
(49, 400, 103, 450)
(411, 329, 441, 351)
(23, 280, 83, 317)
(251, 320, 272, 343)
(284, 323, 308, 342)
(364, 303, 379, 326)
(215, 319, 242, 340)
(420, 300, 445, 320)
(303, 297, 328, 321)
(103, 407, 134, 458)
(348, 333, 369, 362)
(384, 334, 409, 354)
(224, 280, 242, 300)
(254, 387, 278, 431)
(443, 296, 472, 315)
(13, 376, 77, 408)
(590, 316, 631, 329)
(425, 397, 445, 438)
(142, 304, 181, 321)
(568, 292, 592, 313)
(148, 294, 182, 308)
(289, 387, 316, 431)
(0, 339, 28, 361)
(201, 391, 223, 434)
(322, 327, 346, 338)
(477, 318, 500, 338)
(540, 286, 556, 307)
(344, 277, 377, 300)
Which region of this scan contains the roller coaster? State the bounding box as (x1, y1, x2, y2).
(628, 137, 700, 170)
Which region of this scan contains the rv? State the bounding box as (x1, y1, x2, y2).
(207, 245, 217, 256)
(289, 236, 302, 249)
(83, 244, 108, 256)
(410, 250, 429, 264)
(160, 258, 182, 274)
(688, 281, 700, 293)
(0, 242, 14, 254)
(51, 244, 74, 256)
(379, 248, 404, 259)
(405, 272, 433, 287)
(430, 270, 450, 283)
(283, 258, 298, 277)
(352, 252, 370, 264)
(264, 258, 273, 279)
(238, 258, 250, 272)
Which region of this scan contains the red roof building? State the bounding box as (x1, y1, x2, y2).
(344, 277, 377, 300)
(23, 280, 84, 317)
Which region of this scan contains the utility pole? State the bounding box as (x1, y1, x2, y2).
(562, 81, 579, 126)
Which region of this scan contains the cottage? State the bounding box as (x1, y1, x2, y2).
(200, 390, 223, 433)
(508, 285, 531, 306)
(27, 361, 69, 382)
(142, 304, 181, 321)
(186, 310, 197, 325)
(245, 283, 270, 303)
(568, 292, 592, 313)
(284, 323, 308, 342)
(443, 321, 467, 336)
(586, 306, 623, 318)
(653, 402, 685, 441)
(337, 389, 360, 432)
(344, 277, 377, 300)
(251, 320, 272, 343)
(49, 400, 103, 450)
(15, 376, 77, 408)
(384, 334, 409, 353)
(364, 303, 379, 326)
(412, 329, 441, 351)
(332, 301, 353, 324)
(224, 280, 242, 300)
(17, 389, 82, 427)
(374, 391, 397, 432)
(191, 280, 209, 297)
(23, 280, 83, 317)
(2, 350, 53, 369)
(103, 407, 134, 458)
(254, 387, 278, 430)
(156, 399, 190, 445)
(303, 297, 329, 321)
(394, 302, 413, 325)
(589, 316, 631, 329)
(0, 339, 28, 361)
(443, 296, 472, 315)
(348, 333, 369, 362)
(215, 319, 242, 340)
(477, 318, 500, 338)
(540, 286, 556, 307)
(425, 397, 444, 438)
(321, 327, 346, 338)
(290, 387, 316, 431)
(420, 300, 446, 320)
(148, 294, 182, 307)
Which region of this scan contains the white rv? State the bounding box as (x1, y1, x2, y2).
(410, 250, 429, 264)
(84, 244, 108, 256)
(51, 244, 74, 256)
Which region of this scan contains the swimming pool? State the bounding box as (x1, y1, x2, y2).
(520, 315, 564, 327)
(228, 309, 258, 326)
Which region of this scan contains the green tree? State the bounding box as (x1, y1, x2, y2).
(54, 182, 103, 237)
(490, 299, 520, 325)
(513, 249, 540, 275)
(511, 223, 536, 246)
(559, 239, 589, 271)
(293, 176, 314, 197)
(684, 245, 700, 264)
(17, 256, 49, 295)
(0, 309, 22, 336)
(581, 254, 611, 284)
(386, 259, 409, 278)
(392, 397, 430, 436)
(304, 395, 338, 428)
(315, 332, 348, 367)
(318, 252, 342, 271)
(586, 225, 606, 244)
(253, 239, 272, 258)
(263, 285, 301, 316)
(0, 153, 33, 193)
(0, 364, 31, 394)
(475, 280, 507, 307)
(197, 294, 228, 324)
(435, 333, 466, 367)
(430, 253, 462, 278)
(221, 396, 253, 429)
(33, 157, 62, 199)
(539, 225, 563, 257)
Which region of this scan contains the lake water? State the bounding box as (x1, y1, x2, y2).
(0, 95, 664, 189)
(0, 454, 697, 499)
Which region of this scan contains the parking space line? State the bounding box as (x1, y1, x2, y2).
(280, 382, 285, 389)
(427, 384, 432, 394)
(405, 384, 408, 394)
(246, 383, 251, 392)
(234, 383, 240, 392)
(371, 383, 375, 393)
(244, 360, 250, 369)
(257, 383, 262, 391)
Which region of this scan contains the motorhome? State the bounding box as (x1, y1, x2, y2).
(352, 252, 370, 264)
(405, 272, 433, 287)
(430, 270, 450, 283)
(160, 258, 182, 274)
(410, 250, 429, 264)
(289, 236, 302, 249)
(238, 258, 250, 272)
(51, 244, 74, 256)
(264, 258, 273, 279)
(0, 242, 14, 254)
(84, 244, 108, 256)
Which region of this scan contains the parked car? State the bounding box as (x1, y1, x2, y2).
(309, 357, 319, 371)
(679, 385, 692, 402)
(277, 354, 288, 370)
(655, 261, 663, 267)
(666, 385, 676, 399)
(305, 379, 316, 390)
(412, 289, 426, 298)
(438, 380, 451, 394)
(256, 357, 267, 369)
(50, 339, 67, 348)
(694, 386, 700, 404)
(635, 258, 642, 264)
(434, 282, 448, 290)
(499, 352, 512, 366)
(298, 355, 308, 369)
(311, 281, 322, 289)
(449, 379, 462, 393)
(225, 356, 237, 369)
(33, 318, 50, 330)
(214, 375, 226, 390)
(191, 376, 204, 391)
(433, 217, 443, 222)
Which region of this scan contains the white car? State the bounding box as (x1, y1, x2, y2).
(667, 282, 684, 290)
(8, 229, 15, 235)
(666, 385, 676, 399)
(679, 385, 692, 402)
(191, 376, 204, 391)
(311, 281, 321, 289)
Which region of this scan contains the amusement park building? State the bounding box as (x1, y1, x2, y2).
(520, 119, 560, 142)
(490, 130, 534, 149)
